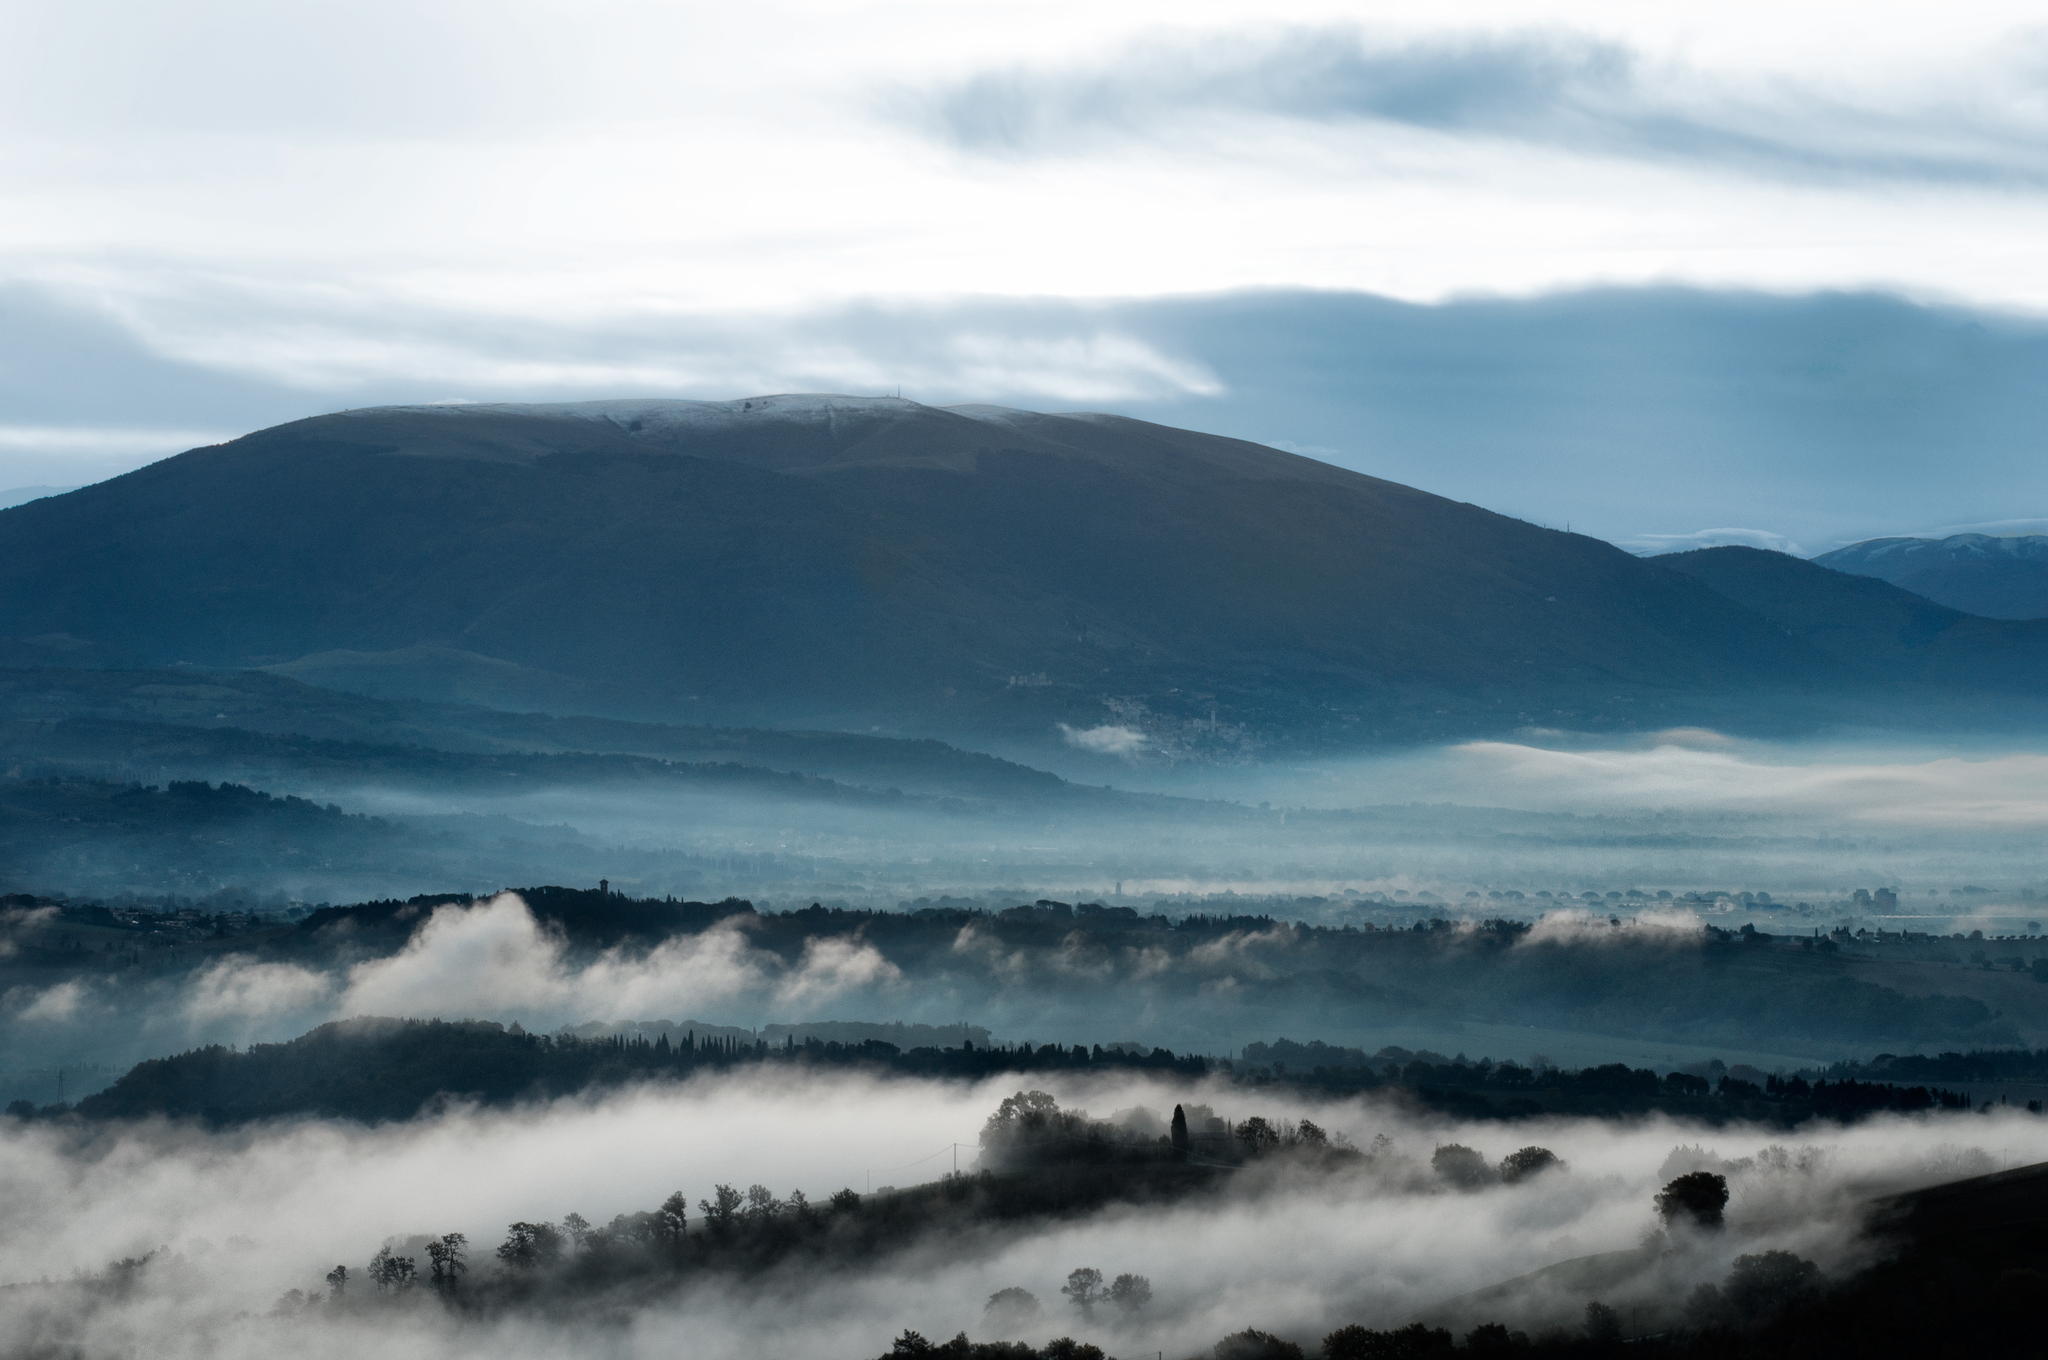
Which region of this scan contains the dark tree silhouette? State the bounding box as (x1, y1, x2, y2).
(984, 1286, 1041, 1330)
(1497, 1146, 1563, 1183)
(1171, 1103, 1191, 1156)
(1462, 1322, 1521, 1353)
(699, 1183, 743, 1237)
(657, 1191, 688, 1256)
(496, 1221, 562, 1270)
(1236, 1116, 1280, 1156)
(1214, 1328, 1305, 1359)
(1039, 1341, 1107, 1360)
(744, 1184, 782, 1220)
(1321, 1321, 1452, 1358)
(368, 1245, 416, 1294)
(425, 1232, 466, 1293)
(1584, 1300, 1622, 1343)
(323, 1264, 347, 1299)
(1060, 1266, 1105, 1319)
(1430, 1143, 1494, 1190)
(1722, 1250, 1823, 1321)
(1654, 1171, 1730, 1230)
(1108, 1272, 1152, 1314)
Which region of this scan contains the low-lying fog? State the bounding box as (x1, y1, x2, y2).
(1116, 728, 2048, 826)
(4, 1068, 2035, 1360)
(302, 729, 2048, 910)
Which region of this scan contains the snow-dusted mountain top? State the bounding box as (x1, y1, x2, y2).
(314, 391, 1355, 486)
(348, 394, 1047, 427)
(1814, 532, 2048, 620)
(1821, 532, 2048, 564)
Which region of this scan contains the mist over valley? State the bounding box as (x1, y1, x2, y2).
(9, 8, 2048, 1352)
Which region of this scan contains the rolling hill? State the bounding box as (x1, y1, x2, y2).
(1659, 545, 2048, 691)
(0, 396, 2031, 750)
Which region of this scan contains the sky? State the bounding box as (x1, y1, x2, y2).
(1, 0, 2042, 549)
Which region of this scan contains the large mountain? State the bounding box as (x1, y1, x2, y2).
(1814, 533, 2048, 620)
(0, 395, 2016, 750)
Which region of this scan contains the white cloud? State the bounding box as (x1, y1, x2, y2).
(1621, 527, 1807, 556)
(1058, 723, 1150, 757)
(0, 425, 227, 454)
(9, 979, 90, 1024)
(336, 894, 901, 1025)
(184, 959, 335, 1026)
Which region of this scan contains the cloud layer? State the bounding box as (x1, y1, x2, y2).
(913, 26, 2048, 188)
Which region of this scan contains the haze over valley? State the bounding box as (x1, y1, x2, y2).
(7, 4, 2048, 1358)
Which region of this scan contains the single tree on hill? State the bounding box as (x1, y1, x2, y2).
(1498, 1146, 1563, 1183)
(1062, 1266, 1105, 1319)
(1655, 1171, 1730, 1230)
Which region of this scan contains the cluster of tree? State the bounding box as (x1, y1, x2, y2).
(1427, 1143, 1566, 1189)
(269, 1103, 1229, 1322)
(978, 1091, 1350, 1172)
(286, 1180, 855, 1313)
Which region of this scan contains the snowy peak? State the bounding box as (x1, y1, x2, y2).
(349, 394, 1032, 428)
(1828, 533, 2048, 564)
(1814, 533, 2048, 619)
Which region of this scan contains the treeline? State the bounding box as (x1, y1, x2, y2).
(1240, 1039, 1977, 1125)
(13, 1016, 1992, 1129)
(57, 1018, 1209, 1125)
(1830, 1046, 2048, 1087)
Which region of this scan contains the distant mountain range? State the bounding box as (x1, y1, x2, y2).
(2, 396, 2045, 751)
(1815, 533, 2048, 620)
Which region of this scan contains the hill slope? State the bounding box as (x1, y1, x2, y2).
(1659, 546, 2048, 690)
(0, 395, 1919, 747)
(1815, 532, 2048, 619)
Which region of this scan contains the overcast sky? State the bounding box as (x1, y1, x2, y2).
(2, 0, 2042, 548)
